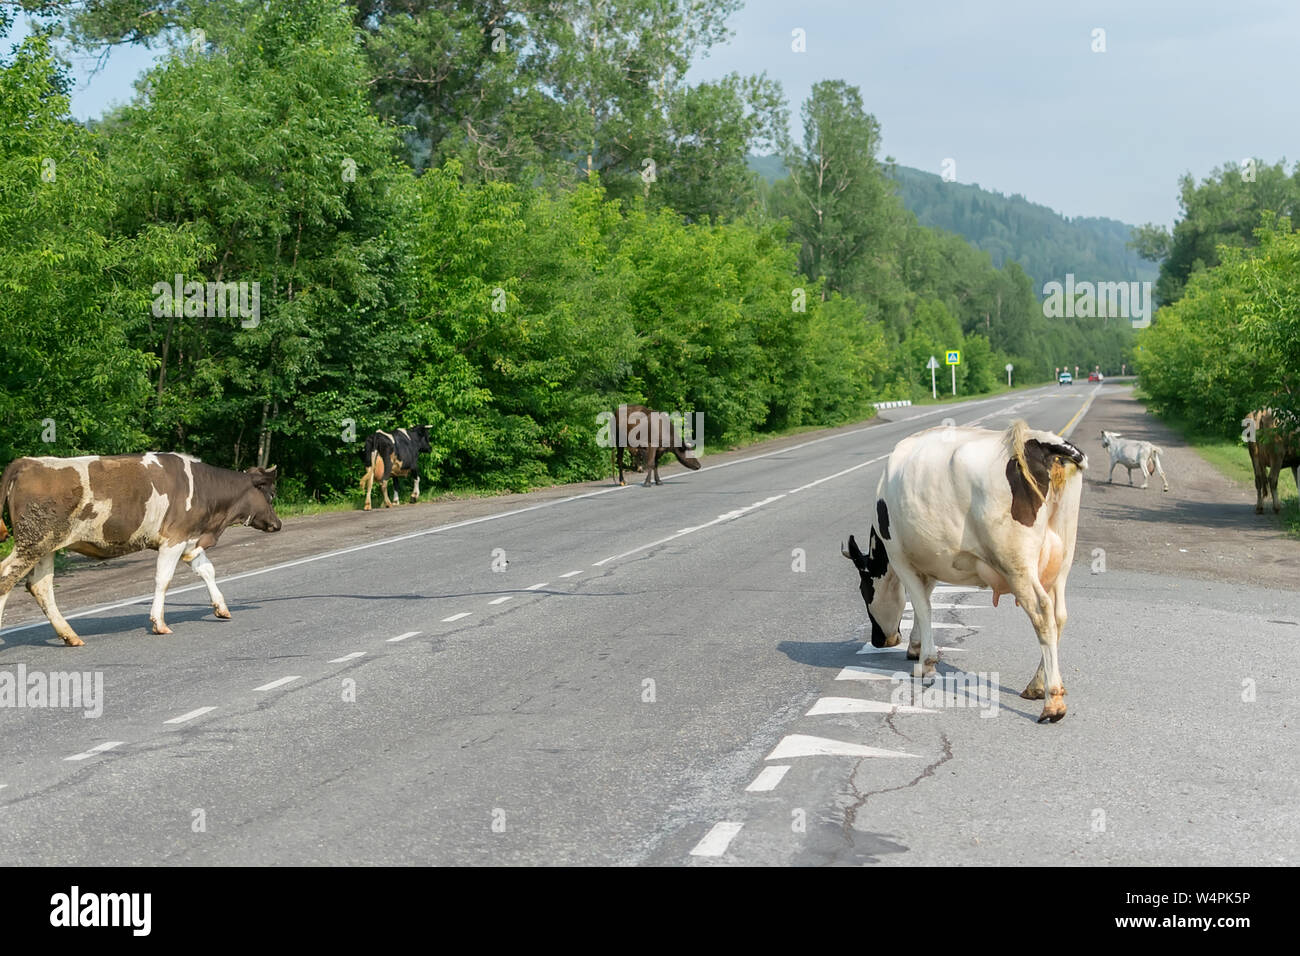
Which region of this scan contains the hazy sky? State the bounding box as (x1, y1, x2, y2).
(687, 0, 1300, 226)
(11, 1, 1298, 227)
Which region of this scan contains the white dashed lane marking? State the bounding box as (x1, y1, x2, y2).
(328, 652, 366, 663)
(525, 582, 548, 590)
(745, 766, 790, 792)
(835, 665, 898, 681)
(766, 734, 918, 761)
(560, 570, 583, 578)
(255, 676, 300, 692)
(387, 631, 421, 642)
(65, 741, 124, 762)
(690, 822, 744, 857)
(806, 697, 936, 716)
(441, 613, 472, 622)
(488, 596, 512, 605)
(163, 707, 216, 725)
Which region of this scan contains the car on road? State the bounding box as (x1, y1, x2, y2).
(1088, 371, 1102, 382)
(1058, 371, 1073, 385)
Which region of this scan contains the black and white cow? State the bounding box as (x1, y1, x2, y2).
(843, 420, 1087, 723)
(0, 453, 281, 644)
(360, 426, 432, 510)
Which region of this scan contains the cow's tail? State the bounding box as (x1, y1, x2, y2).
(358, 438, 384, 489)
(0, 459, 19, 543)
(1007, 420, 1047, 503)
(1007, 420, 1087, 501)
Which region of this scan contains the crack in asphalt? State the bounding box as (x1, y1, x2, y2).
(840, 732, 954, 846)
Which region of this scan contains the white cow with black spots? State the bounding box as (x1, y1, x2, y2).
(843, 420, 1087, 723)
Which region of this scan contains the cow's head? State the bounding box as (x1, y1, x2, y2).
(412, 425, 433, 455)
(676, 440, 702, 471)
(1100, 431, 1120, 448)
(842, 531, 903, 648)
(244, 465, 283, 533)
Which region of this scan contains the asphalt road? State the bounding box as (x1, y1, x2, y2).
(1, 384, 1296, 865)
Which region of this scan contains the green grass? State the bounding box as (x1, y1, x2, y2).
(1148, 408, 1300, 538)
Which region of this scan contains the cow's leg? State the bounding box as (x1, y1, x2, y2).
(0, 549, 41, 633)
(1153, 452, 1169, 492)
(380, 476, 392, 507)
(1012, 577, 1066, 722)
(1128, 465, 1137, 486)
(643, 450, 656, 487)
(362, 460, 375, 511)
(185, 548, 230, 619)
(1270, 463, 1282, 514)
(409, 472, 420, 504)
(24, 553, 84, 646)
(1138, 460, 1149, 489)
(895, 567, 936, 676)
(613, 447, 623, 486)
(1253, 457, 1267, 514)
(149, 542, 186, 634)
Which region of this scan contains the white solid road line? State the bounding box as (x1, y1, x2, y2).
(766, 734, 918, 761)
(745, 765, 791, 792)
(328, 652, 366, 663)
(689, 821, 744, 857)
(488, 596, 512, 605)
(65, 741, 124, 762)
(163, 706, 217, 725)
(255, 676, 300, 692)
(787, 454, 888, 494)
(593, 494, 786, 567)
(806, 697, 937, 716)
(441, 612, 472, 622)
(387, 630, 421, 642)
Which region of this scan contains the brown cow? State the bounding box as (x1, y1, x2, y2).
(611, 404, 702, 487)
(1246, 409, 1300, 514)
(0, 454, 281, 645)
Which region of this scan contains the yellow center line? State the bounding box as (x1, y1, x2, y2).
(1059, 385, 1103, 437)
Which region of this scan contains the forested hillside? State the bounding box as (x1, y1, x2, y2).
(750, 154, 1156, 291)
(1, 1, 1135, 504)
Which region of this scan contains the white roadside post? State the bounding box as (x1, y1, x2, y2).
(927, 355, 939, 399)
(946, 349, 960, 396)
(1006, 362, 1013, 387)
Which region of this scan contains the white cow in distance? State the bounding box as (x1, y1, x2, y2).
(843, 420, 1087, 723)
(1100, 431, 1169, 491)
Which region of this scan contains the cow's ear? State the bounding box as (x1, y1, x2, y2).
(843, 534, 866, 565)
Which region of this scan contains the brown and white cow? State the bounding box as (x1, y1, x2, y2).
(611, 404, 702, 487)
(0, 454, 281, 645)
(843, 420, 1087, 723)
(1245, 408, 1300, 514)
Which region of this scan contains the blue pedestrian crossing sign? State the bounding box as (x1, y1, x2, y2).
(946, 350, 961, 365)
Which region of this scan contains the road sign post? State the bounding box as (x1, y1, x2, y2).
(927, 355, 940, 399)
(1005, 362, 1013, 387)
(946, 350, 960, 396)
